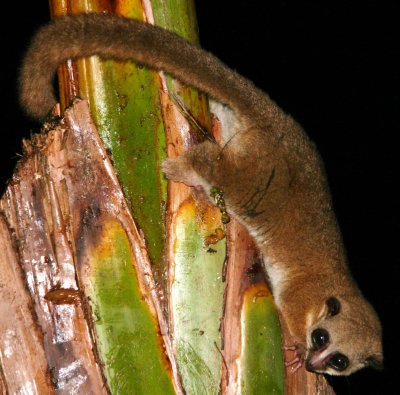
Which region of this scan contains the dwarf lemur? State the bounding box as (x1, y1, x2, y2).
(20, 13, 382, 375)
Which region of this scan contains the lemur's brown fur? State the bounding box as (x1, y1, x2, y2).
(20, 13, 382, 375)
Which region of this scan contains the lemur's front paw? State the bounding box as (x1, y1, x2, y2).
(162, 155, 209, 190)
(162, 156, 188, 183)
(284, 344, 304, 373)
(163, 141, 221, 191)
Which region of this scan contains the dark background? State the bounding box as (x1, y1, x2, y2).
(1, 1, 398, 394)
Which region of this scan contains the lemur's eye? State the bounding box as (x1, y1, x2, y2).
(311, 328, 330, 349)
(328, 353, 349, 371)
(326, 297, 341, 316)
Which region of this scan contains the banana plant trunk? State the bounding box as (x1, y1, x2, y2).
(0, 0, 335, 394)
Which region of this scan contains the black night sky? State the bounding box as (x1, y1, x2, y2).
(1, 1, 398, 394)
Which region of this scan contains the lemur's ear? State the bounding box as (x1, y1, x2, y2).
(326, 297, 341, 317)
(365, 355, 384, 371)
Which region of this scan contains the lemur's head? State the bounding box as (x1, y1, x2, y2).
(304, 296, 383, 375)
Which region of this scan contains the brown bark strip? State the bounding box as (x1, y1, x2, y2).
(0, 106, 108, 394)
(0, 215, 54, 394)
(221, 220, 256, 394)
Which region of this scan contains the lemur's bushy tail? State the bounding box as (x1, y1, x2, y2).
(20, 13, 284, 127)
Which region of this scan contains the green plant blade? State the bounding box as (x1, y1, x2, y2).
(170, 198, 226, 393)
(84, 221, 175, 394)
(240, 284, 284, 395)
